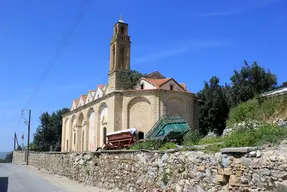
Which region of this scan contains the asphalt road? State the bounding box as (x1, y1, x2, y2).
(0, 163, 119, 192)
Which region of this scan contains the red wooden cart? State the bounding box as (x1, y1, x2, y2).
(103, 128, 137, 150)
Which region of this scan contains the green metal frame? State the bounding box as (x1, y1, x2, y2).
(145, 115, 190, 141)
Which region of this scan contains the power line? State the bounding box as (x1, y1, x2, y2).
(23, 0, 89, 108)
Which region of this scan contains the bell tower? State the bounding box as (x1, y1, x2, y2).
(108, 16, 131, 92)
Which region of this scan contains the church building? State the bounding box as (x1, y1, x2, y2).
(61, 18, 198, 152)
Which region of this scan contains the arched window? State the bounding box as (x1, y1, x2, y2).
(103, 127, 107, 144)
(120, 45, 125, 69)
(112, 45, 115, 69)
(170, 84, 174, 90)
(140, 83, 144, 90)
(120, 26, 124, 34)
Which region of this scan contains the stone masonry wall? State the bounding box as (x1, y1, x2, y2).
(13, 142, 287, 192)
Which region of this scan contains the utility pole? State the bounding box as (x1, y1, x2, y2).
(27, 109, 31, 165)
(21, 109, 31, 165)
(14, 132, 16, 150)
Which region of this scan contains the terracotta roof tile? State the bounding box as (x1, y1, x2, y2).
(180, 83, 187, 90)
(141, 77, 171, 88)
(98, 84, 105, 89)
(74, 99, 79, 105)
(80, 95, 87, 102)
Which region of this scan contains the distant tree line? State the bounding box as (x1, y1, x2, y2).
(0, 152, 13, 163)
(197, 60, 279, 136)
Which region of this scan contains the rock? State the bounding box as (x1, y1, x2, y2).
(261, 168, 271, 176)
(223, 168, 232, 176)
(215, 152, 221, 162)
(199, 166, 205, 172)
(221, 147, 258, 153)
(241, 157, 251, 167)
(222, 154, 229, 168)
(249, 151, 256, 157)
(175, 184, 183, 192)
(269, 156, 277, 162)
(240, 176, 249, 184)
(229, 175, 238, 185)
(252, 173, 262, 187)
(205, 168, 211, 177)
(256, 150, 261, 158)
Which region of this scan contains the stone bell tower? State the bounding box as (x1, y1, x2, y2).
(108, 16, 131, 92)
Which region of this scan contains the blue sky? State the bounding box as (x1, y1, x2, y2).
(0, 0, 286, 152)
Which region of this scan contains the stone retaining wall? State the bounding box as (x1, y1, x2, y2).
(13, 143, 287, 192)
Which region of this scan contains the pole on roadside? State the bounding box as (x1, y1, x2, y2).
(14, 133, 16, 150)
(27, 109, 31, 165)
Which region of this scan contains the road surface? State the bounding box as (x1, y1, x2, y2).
(0, 163, 119, 192)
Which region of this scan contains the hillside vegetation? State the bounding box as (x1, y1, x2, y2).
(227, 95, 287, 126)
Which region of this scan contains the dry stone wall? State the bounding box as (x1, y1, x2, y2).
(13, 142, 287, 192)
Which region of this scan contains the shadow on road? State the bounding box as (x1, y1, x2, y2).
(0, 177, 8, 192)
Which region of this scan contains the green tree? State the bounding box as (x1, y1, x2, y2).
(0, 152, 13, 163)
(197, 76, 230, 135)
(230, 60, 277, 106)
(33, 108, 69, 151)
(119, 70, 146, 89)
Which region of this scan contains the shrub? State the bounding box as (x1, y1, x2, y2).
(159, 142, 177, 151)
(227, 95, 287, 126)
(222, 123, 287, 148)
(183, 129, 202, 146)
(227, 99, 259, 126)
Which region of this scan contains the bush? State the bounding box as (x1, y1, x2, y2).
(184, 123, 287, 152)
(227, 99, 260, 126)
(222, 123, 287, 148)
(227, 95, 287, 126)
(183, 129, 202, 146)
(159, 142, 177, 151)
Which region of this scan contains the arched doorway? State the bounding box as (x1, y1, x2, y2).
(99, 103, 108, 147)
(138, 131, 144, 140)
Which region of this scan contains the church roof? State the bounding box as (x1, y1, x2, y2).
(141, 77, 188, 92)
(80, 95, 87, 102)
(74, 99, 79, 105)
(141, 77, 171, 88)
(98, 84, 105, 89)
(180, 83, 187, 90)
(146, 71, 166, 79)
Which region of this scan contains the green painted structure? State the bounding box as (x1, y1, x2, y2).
(144, 115, 190, 141)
